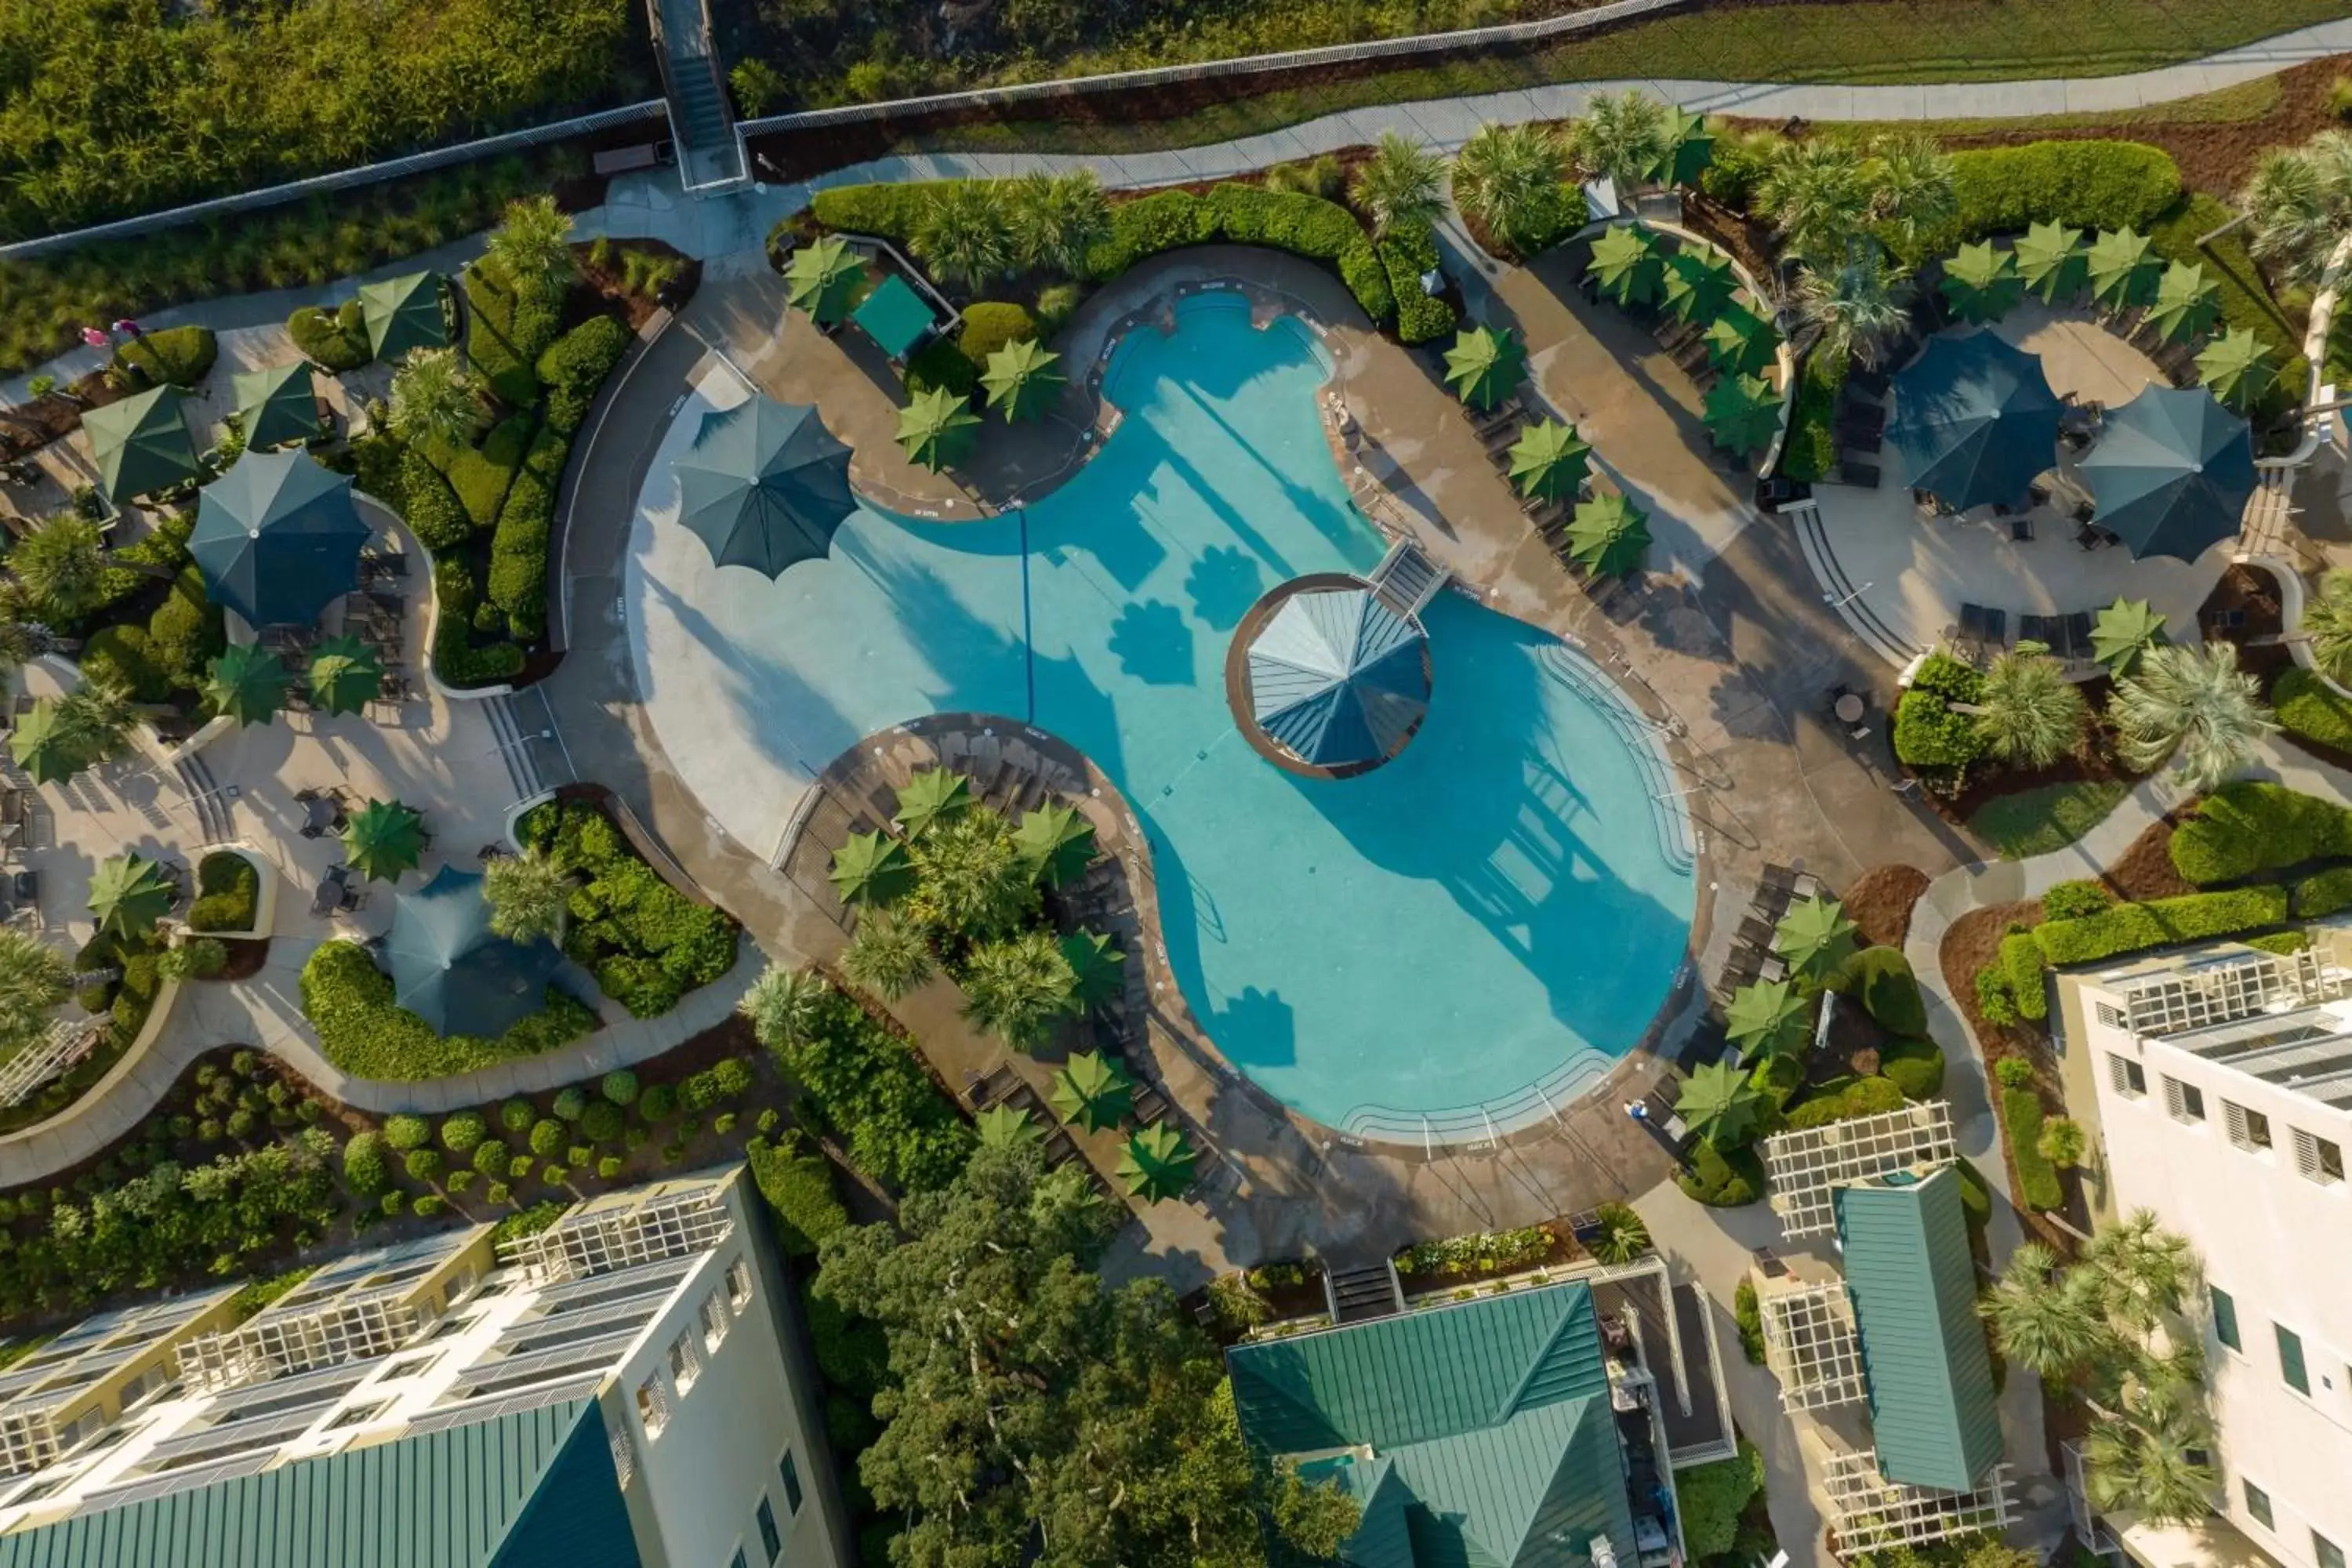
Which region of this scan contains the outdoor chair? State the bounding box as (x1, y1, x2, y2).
(1735, 915, 1777, 950)
(1471, 397, 1524, 437)
(1837, 397, 1886, 434)
(2011, 514, 2034, 541)
(1483, 422, 1523, 456)
(1983, 608, 2009, 646)
(2065, 612, 2093, 659)
(9, 869, 33, 906)
(1673, 340, 1711, 374)
(1690, 365, 1720, 396)
(1835, 422, 1882, 456)
(1959, 603, 1988, 644)
(310, 873, 345, 917)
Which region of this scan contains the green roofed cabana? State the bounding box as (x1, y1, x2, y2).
(1835, 1167, 2004, 1491)
(1507, 419, 1592, 503)
(191, 450, 370, 627)
(1661, 245, 1736, 325)
(1229, 1281, 1642, 1566)
(786, 234, 863, 327)
(2147, 260, 2220, 345)
(358, 271, 445, 359)
(854, 273, 938, 361)
(1585, 223, 1664, 308)
(2085, 227, 2158, 312)
(1703, 372, 1782, 457)
(1051, 1050, 1133, 1133)
(232, 361, 324, 451)
(1443, 324, 1525, 412)
(387, 864, 564, 1037)
(2197, 327, 2278, 413)
(674, 398, 857, 579)
(1704, 305, 1779, 377)
(2080, 383, 2254, 564)
(84, 386, 198, 503)
(2014, 220, 2086, 304)
(1888, 331, 2062, 514)
(1937, 241, 2021, 325)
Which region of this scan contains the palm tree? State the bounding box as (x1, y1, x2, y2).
(1973, 645, 2089, 767)
(913, 182, 1014, 293)
(842, 907, 935, 1001)
(2082, 1207, 2193, 1334)
(1007, 172, 1109, 275)
(1795, 245, 1915, 368)
(2085, 1349, 2218, 1526)
(0, 926, 70, 1058)
(738, 964, 831, 1050)
(1756, 138, 1872, 266)
(9, 514, 168, 619)
(1570, 90, 1671, 191)
(1588, 1201, 1650, 1265)
(1864, 132, 1958, 247)
(913, 808, 1036, 941)
(1980, 1241, 2111, 1379)
(2291, 568, 2352, 684)
(1349, 132, 1446, 238)
(387, 348, 480, 449)
(960, 929, 1078, 1050)
(483, 846, 575, 944)
(51, 675, 138, 768)
(485, 195, 575, 293)
(1450, 122, 1567, 255)
(2244, 129, 2352, 286)
(2109, 642, 2278, 793)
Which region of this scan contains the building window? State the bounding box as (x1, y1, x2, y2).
(2318, 1534, 2346, 1568)
(757, 1497, 782, 1562)
(730, 1548, 748, 1568)
(2278, 1323, 2312, 1396)
(2108, 1054, 2147, 1098)
(2245, 1480, 2274, 1530)
(669, 1332, 701, 1396)
(2095, 1001, 2127, 1030)
(636, 1375, 670, 1439)
(2212, 1286, 2241, 1352)
(779, 1449, 803, 1515)
(702, 1291, 731, 1353)
(728, 1259, 754, 1311)
(608, 1423, 637, 1488)
(2293, 1129, 2347, 1186)
(2223, 1101, 2273, 1152)
(2162, 1076, 2206, 1123)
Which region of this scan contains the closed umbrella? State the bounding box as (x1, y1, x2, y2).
(1774, 894, 1858, 985)
(190, 450, 369, 627)
(895, 387, 979, 473)
(1887, 331, 2062, 513)
(343, 798, 428, 883)
(1565, 493, 1652, 579)
(674, 398, 857, 579)
(828, 830, 915, 909)
(358, 272, 445, 359)
(1051, 1050, 1134, 1132)
(1704, 306, 1779, 376)
(1012, 800, 1097, 887)
(89, 853, 176, 938)
(232, 362, 323, 451)
(2147, 261, 2220, 345)
(891, 768, 971, 839)
(2089, 597, 2167, 673)
(2085, 228, 2158, 312)
(2014, 221, 2087, 304)
(1661, 245, 1737, 325)
(1585, 223, 1664, 308)
(84, 387, 198, 503)
(1703, 372, 1783, 457)
(1938, 241, 2022, 325)
(203, 644, 288, 728)
(784, 235, 862, 327)
(2079, 383, 2255, 563)
(1059, 931, 1125, 1014)
(307, 635, 384, 717)
(386, 864, 561, 1036)
(2197, 328, 2277, 413)
(1117, 1123, 1196, 1203)
(1506, 419, 1592, 503)
(1442, 324, 1525, 411)
(980, 339, 1065, 423)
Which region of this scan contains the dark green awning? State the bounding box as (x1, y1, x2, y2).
(358, 271, 445, 358)
(854, 274, 937, 360)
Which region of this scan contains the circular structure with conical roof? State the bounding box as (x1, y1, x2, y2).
(1228, 575, 1432, 779)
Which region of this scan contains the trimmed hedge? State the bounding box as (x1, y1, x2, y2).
(488, 424, 568, 641)
(808, 181, 938, 241)
(1909, 140, 2183, 260)
(2002, 1085, 2063, 1210)
(748, 1132, 851, 1257)
(187, 852, 260, 933)
(2295, 865, 2352, 920)
(147, 565, 223, 689)
(1779, 351, 1844, 484)
(1880, 1038, 1945, 1100)
(1378, 222, 1457, 344)
(114, 325, 217, 389)
(463, 261, 564, 406)
(445, 412, 535, 531)
(430, 556, 524, 687)
(956, 301, 1036, 362)
(1677, 1138, 1763, 1207)
(80, 623, 169, 702)
(2033, 886, 2290, 966)
(2000, 931, 2049, 1021)
(288, 301, 371, 372)
(1678, 1441, 1765, 1559)
(538, 315, 631, 437)
(762, 987, 972, 1192)
(1833, 946, 1926, 1036)
(400, 449, 470, 550)
(2275, 666, 2352, 753)
(2171, 781, 2352, 884)
(1784, 1073, 1905, 1129)
(517, 799, 739, 1017)
(1893, 652, 1989, 770)
(299, 941, 593, 1078)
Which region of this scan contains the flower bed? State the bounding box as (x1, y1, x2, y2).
(1392, 1222, 1570, 1287)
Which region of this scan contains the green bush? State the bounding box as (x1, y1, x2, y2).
(340, 1131, 388, 1195)
(2001, 931, 2049, 1022)
(1677, 1440, 1765, 1559)
(2034, 886, 2291, 967)
(488, 423, 568, 642)
(2003, 1085, 2063, 1210)
(749, 1133, 851, 1256)
(445, 411, 536, 531)
(1080, 189, 1218, 280)
(401, 449, 471, 550)
(1732, 1278, 1766, 1363)
(403, 1148, 443, 1181)
(1994, 1055, 2038, 1091)
(429, 556, 525, 688)
(1879, 1038, 1946, 1100)
(956, 301, 1036, 362)
(1033, 281, 1085, 336)
(383, 1114, 430, 1150)
(536, 314, 631, 437)
(517, 799, 739, 1017)
(297, 942, 594, 1078)
(79, 623, 170, 702)
(1785, 1073, 1906, 1129)
(114, 325, 217, 389)
(903, 335, 978, 398)
(147, 565, 223, 689)
(1778, 351, 1845, 483)
(579, 1100, 624, 1142)
(501, 1098, 535, 1134)
(1205, 185, 1392, 322)
(2296, 865, 2352, 919)
(553, 1086, 588, 1122)
(804, 1280, 890, 1396)
(463, 262, 564, 405)
(1377, 221, 1456, 344)
(439, 1111, 488, 1155)
(2274, 666, 2352, 753)
(1832, 946, 1926, 1036)
(187, 852, 260, 933)
(1911, 140, 2183, 259)
(2169, 781, 2352, 884)
(640, 1083, 677, 1122)
(528, 1119, 564, 1157)
(1677, 1138, 1763, 1207)
(809, 182, 942, 241)
(601, 1069, 640, 1105)
(760, 987, 972, 1192)
(289, 302, 371, 372)
(1894, 653, 1989, 769)
(2042, 880, 2114, 921)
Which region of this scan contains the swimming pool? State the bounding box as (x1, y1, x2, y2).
(631, 292, 1697, 1138)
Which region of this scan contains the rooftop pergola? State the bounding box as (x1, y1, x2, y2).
(2108, 942, 2342, 1037)
(1823, 1447, 2015, 1552)
(1762, 1100, 1957, 1238)
(497, 1181, 734, 1285)
(1759, 1281, 1867, 1413)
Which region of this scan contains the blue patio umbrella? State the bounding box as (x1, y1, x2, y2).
(385, 865, 564, 1038)
(1243, 586, 1429, 770)
(1886, 330, 2063, 514)
(190, 449, 370, 627)
(673, 398, 858, 579)
(2078, 384, 2256, 563)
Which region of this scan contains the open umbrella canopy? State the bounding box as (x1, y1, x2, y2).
(1051, 1050, 1134, 1132)
(1726, 978, 1811, 1062)
(1661, 245, 1737, 325)
(785, 235, 862, 326)
(84, 386, 198, 503)
(1675, 1059, 1761, 1147)
(1703, 305, 1780, 376)
(1013, 800, 1098, 887)
(1938, 241, 2022, 325)
(1775, 894, 1858, 984)
(892, 768, 971, 839)
(2080, 383, 2255, 563)
(675, 398, 857, 579)
(89, 853, 176, 938)
(2147, 260, 2221, 345)
(307, 634, 384, 716)
(1585, 223, 1665, 307)
(829, 830, 916, 909)
(191, 450, 369, 626)
(203, 643, 288, 728)
(2197, 328, 2278, 413)
(1442, 325, 1526, 411)
(1118, 1122, 1196, 1203)
(1566, 493, 1652, 578)
(358, 272, 445, 359)
(343, 798, 428, 882)
(1061, 931, 1125, 1013)
(975, 1104, 1045, 1150)
(1650, 106, 1714, 187)
(386, 864, 563, 1037)
(980, 338, 1065, 423)
(1888, 331, 2063, 513)
(2085, 227, 2158, 312)
(232, 361, 323, 450)
(2014, 220, 2087, 303)
(1506, 419, 1592, 503)
(2089, 597, 2168, 673)
(1245, 586, 1430, 768)
(895, 387, 980, 472)
(1704, 372, 1783, 456)
(8, 700, 80, 785)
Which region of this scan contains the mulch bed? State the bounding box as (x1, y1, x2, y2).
(568, 238, 699, 333)
(213, 939, 270, 983)
(1939, 899, 2041, 1050)
(1845, 862, 1931, 948)
(0, 367, 136, 461)
(2100, 814, 2190, 902)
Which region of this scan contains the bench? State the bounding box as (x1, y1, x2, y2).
(592, 143, 670, 176)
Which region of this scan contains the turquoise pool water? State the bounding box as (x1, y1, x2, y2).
(699, 293, 1695, 1136)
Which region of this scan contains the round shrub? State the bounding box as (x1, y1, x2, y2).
(1879, 1039, 1946, 1101)
(601, 1069, 640, 1106)
(756, 1109, 780, 1134)
(230, 1050, 260, 1078)
(487, 1181, 512, 1205)
(552, 1086, 589, 1123)
(500, 1099, 535, 1134)
(1994, 1055, 2037, 1090)
(904, 336, 977, 397)
(403, 1148, 445, 1181)
(472, 1138, 511, 1177)
(1832, 947, 1927, 1036)
(1677, 1141, 1762, 1207)
(510, 1157, 535, 1182)
(226, 1108, 256, 1138)
(579, 1101, 624, 1143)
(448, 1168, 476, 1192)
(2041, 880, 2114, 921)
(79, 624, 171, 702)
(384, 1114, 431, 1151)
(381, 1190, 405, 1216)
(623, 1125, 650, 1150)
(640, 1083, 676, 1121)
(341, 1132, 389, 1196)
(539, 1165, 567, 1185)
(439, 1112, 488, 1156)
(713, 1112, 737, 1137)
(597, 1156, 623, 1180)
(568, 1144, 593, 1168)
(413, 1194, 448, 1218)
(528, 1119, 565, 1157)
(956, 301, 1036, 363)
(710, 1057, 754, 1099)
(197, 1117, 223, 1142)
(1033, 281, 1083, 334)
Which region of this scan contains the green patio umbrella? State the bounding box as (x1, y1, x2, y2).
(975, 1103, 1045, 1150)
(1051, 1050, 1134, 1133)
(1726, 978, 1811, 1063)
(2147, 260, 2221, 345)
(1013, 800, 1097, 887)
(189, 450, 370, 629)
(1888, 332, 2062, 513)
(202, 644, 288, 728)
(1938, 241, 2022, 325)
(1703, 372, 1783, 457)
(8, 700, 82, 785)
(1661, 245, 1737, 325)
(1585, 223, 1664, 308)
(829, 830, 916, 909)
(231, 362, 324, 451)
(676, 398, 857, 579)
(2197, 328, 2278, 413)
(1565, 493, 1652, 579)
(891, 768, 971, 839)
(785, 235, 862, 327)
(980, 339, 1065, 423)
(2079, 383, 2255, 563)
(1675, 1059, 1762, 1147)
(1506, 419, 1592, 503)
(1117, 1122, 1196, 1203)
(89, 853, 176, 938)
(2014, 221, 2087, 304)
(1442, 325, 1525, 411)
(1650, 105, 1714, 188)
(387, 864, 561, 1036)
(2085, 228, 2158, 313)
(895, 387, 979, 473)
(343, 798, 428, 883)
(84, 386, 198, 503)
(358, 272, 445, 358)
(307, 634, 384, 717)
(2089, 597, 2168, 674)
(1703, 305, 1780, 376)
(1774, 894, 1859, 986)
(1060, 931, 1126, 1014)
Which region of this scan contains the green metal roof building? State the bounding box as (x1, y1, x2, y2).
(1835, 1167, 2004, 1492)
(851, 274, 938, 361)
(1229, 1282, 1643, 1566)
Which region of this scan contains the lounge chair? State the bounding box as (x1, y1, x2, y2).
(2065, 611, 2093, 660)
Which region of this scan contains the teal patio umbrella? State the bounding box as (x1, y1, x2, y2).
(358, 272, 445, 358)
(232, 362, 323, 450)
(674, 398, 857, 579)
(2079, 383, 2255, 563)
(1887, 330, 2062, 512)
(84, 387, 198, 503)
(387, 864, 562, 1036)
(191, 450, 369, 627)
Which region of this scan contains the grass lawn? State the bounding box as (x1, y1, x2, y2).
(1969, 779, 2131, 859)
(1809, 74, 2285, 140)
